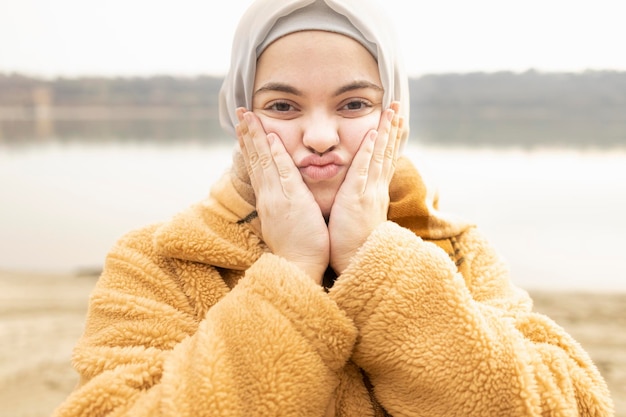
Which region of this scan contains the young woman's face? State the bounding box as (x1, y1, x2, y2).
(252, 30, 383, 217)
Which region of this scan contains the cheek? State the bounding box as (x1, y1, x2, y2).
(255, 117, 300, 154)
(339, 113, 381, 155)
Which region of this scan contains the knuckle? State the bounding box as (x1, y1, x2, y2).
(356, 166, 369, 177)
(240, 123, 249, 136)
(372, 150, 386, 163)
(277, 165, 291, 179)
(259, 153, 273, 169)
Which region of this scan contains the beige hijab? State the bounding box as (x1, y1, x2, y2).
(218, 0, 410, 141)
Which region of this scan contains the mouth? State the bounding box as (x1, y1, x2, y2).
(298, 154, 343, 181)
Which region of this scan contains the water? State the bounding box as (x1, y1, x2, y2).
(1, 141, 625, 291)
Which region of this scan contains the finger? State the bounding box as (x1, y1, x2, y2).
(236, 107, 246, 122)
(383, 102, 401, 182)
(267, 133, 308, 198)
(238, 111, 275, 193)
(235, 109, 259, 189)
(392, 115, 405, 163)
(243, 112, 275, 180)
(343, 129, 378, 196)
(365, 107, 394, 189)
(236, 107, 248, 154)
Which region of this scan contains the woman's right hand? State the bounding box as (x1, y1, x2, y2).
(236, 108, 329, 285)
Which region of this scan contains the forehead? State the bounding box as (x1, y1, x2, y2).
(254, 30, 381, 89)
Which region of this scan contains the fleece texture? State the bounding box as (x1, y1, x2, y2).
(53, 157, 614, 417)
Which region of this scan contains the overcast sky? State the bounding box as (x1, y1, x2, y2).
(1, 0, 625, 78)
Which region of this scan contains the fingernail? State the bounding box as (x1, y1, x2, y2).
(370, 130, 378, 141)
(387, 109, 394, 121)
(243, 112, 253, 124)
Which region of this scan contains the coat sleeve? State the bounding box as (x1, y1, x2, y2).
(330, 221, 614, 417)
(53, 228, 357, 417)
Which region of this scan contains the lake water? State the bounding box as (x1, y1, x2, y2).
(1, 141, 625, 291)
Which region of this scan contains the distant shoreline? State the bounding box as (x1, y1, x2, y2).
(0, 105, 218, 121)
(2, 71, 625, 148)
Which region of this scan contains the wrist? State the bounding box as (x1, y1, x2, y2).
(273, 250, 328, 286)
(295, 262, 326, 285)
(330, 256, 351, 277)
(292, 261, 327, 286)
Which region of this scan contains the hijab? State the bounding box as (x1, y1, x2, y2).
(218, 0, 410, 141)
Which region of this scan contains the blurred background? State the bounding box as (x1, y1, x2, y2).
(1, 1, 626, 416)
(1, 0, 625, 290)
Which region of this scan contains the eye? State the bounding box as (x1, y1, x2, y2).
(266, 101, 296, 112)
(339, 98, 374, 118)
(341, 100, 372, 111)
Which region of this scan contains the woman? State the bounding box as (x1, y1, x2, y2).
(53, 0, 614, 416)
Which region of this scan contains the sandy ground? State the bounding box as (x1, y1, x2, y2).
(0, 269, 624, 417)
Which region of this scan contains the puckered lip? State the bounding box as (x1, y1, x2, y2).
(297, 153, 344, 168)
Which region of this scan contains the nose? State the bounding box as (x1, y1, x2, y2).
(302, 112, 340, 155)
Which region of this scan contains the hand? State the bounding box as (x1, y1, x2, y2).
(328, 102, 403, 275)
(236, 108, 329, 284)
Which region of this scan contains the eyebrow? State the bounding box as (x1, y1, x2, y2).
(254, 82, 302, 96)
(333, 80, 383, 96)
(253, 80, 383, 97)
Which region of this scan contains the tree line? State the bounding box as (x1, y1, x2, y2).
(1, 70, 625, 148)
(2, 70, 625, 109)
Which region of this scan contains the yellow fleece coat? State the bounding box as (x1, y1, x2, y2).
(53, 157, 613, 417)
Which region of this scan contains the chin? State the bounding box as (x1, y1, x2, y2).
(319, 203, 332, 221)
(314, 194, 336, 220)
(308, 183, 339, 220)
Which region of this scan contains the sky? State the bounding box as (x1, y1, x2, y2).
(1, 0, 625, 78)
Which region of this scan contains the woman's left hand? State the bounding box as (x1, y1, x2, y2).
(328, 101, 403, 275)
